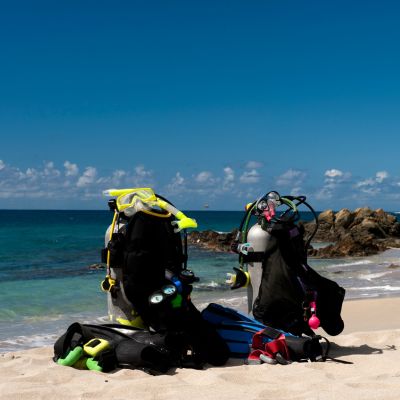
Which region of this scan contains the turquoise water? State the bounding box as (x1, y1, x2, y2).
(0, 210, 399, 352)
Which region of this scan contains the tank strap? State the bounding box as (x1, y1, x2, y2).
(242, 252, 266, 262)
(241, 244, 278, 263)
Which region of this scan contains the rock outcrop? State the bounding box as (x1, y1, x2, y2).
(187, 229, 238, 252)
(305, 208, 400, 257)
(187, 208, 400, 257)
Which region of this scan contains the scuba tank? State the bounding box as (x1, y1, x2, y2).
(228, 191, 283, 314)
(246, 223, 273, 314)
(228, 191, 345, 337)
(100, 188, 199, 330)
(102, 219, 144, 328)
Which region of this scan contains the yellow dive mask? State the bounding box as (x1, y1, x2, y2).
(103, 188, 198, 232)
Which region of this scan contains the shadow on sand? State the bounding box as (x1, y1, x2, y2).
(328, 341, 396, 358)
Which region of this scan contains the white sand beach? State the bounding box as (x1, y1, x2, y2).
(1, 296, 400, 400)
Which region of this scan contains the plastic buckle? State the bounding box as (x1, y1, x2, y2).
(101, 276, 116, 293)
(238, 243, 253, 255)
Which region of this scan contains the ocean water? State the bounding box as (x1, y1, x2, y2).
(0, 209, 399, 352)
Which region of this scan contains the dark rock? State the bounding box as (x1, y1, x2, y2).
(315, 209, 336, 241)
(188, 208, 400, 258)
(187, 229, 238, 252)
(305, 208, 400, 258)
(318, 209, 335, 226)
(335, 208, 354, 230)
(88, 263, 106, 270)
(309, 232, 386, 258)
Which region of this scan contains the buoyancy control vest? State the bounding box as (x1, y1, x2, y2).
(228, 191, 345, 337)
(100, 188, 199, 330)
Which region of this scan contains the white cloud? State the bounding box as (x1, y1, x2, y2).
(354, 170, 390, 196)
(325, 169, 343, 178)
(110, 169, 127, 186)
(131, 165, 154, 187)
(223, 167, 234, 181)
(358, 186, 381, 195)
(113, 169, 126, 179)
(165, 172, 185, 195)
(276, 169, 306, 186)
(222, 167, 235, 190)
(135, 165, 151, 178)
(376, 171, 389, 183)
(246, 161, 263, 169)
(175, 172, 184, 185)
(315, 169, 353, 201)
(132, 165, 154, 187)
(290, 187, 303, 196)
(315, 187, 334, 201)
(173, 172, 185, 186)
(64, 161, 79, 177)
(96, 169, 129, 188)
(25, 168, 38, 180)
(44, 161, 61, 177)
(324, 169, 352, 185)
(356, 178, 375, 188)
(356, 171, 389, 188)
(240, 169, 260, 184)
(195, 171, 214, 184)
(0, 159, 398, 210)
(77, 167, 97, 187)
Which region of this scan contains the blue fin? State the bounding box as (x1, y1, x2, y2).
(201, 304, 266, 358)
(202, 303, 292, 358)
(201, 303, 265, 327)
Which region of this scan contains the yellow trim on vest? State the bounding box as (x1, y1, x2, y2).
(107, 211, 118, 267)
(116, 316, 146, 329)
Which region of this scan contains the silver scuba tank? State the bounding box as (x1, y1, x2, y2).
(104, 222, 146, 328)
(246, 222, 273, 314)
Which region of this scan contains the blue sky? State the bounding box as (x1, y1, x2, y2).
(1, 1, 400, 210)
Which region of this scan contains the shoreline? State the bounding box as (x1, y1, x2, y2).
(1, 295, 399, 400)
(1, 292, 400, 355)
(1, 295, 399, 350)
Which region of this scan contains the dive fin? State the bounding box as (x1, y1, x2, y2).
(201, 303, 266, 358)
(201, 303, 262, 326)
(201, 303, 294, 359)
